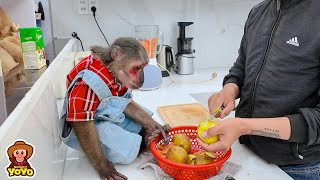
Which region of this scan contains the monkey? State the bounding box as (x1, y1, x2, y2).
(61, 37, 170, 180)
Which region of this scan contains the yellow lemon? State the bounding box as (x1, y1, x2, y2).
(197, 120, 219, 144)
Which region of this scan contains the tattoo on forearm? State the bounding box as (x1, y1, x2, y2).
(251, 128, 281, 139)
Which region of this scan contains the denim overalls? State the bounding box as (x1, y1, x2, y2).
(59, 69, 152, 164)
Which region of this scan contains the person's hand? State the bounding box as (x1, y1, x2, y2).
(99, 161, 127, 180)
(196, 118, 246, 152)
(208, 83, 238, 118)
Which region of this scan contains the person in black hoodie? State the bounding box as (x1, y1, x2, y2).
(197, 0, 320, 179)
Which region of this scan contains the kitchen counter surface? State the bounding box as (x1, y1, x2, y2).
(63, 67, 293, 180)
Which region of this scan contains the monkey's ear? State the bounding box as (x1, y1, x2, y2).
(111, 46, 123, 60)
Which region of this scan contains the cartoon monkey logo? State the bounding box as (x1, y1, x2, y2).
(6, 140, 35, 177)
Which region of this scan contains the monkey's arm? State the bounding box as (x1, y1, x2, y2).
(70, 121, 127, 180)
(124, 101, 170, 143)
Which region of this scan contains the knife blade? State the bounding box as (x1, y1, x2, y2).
(207, 106, 223, 121)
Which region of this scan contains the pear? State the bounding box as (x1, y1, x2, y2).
(157, 142, 174, 155)
(194, 152, 216, 165)
(197, 120, 219, 144)
(188, 154, 196, 165)
(172, 134, 192, 153)
(204, 152, 216, 159)
(193, 151, 205, 156)
(166, 146, 188, 164)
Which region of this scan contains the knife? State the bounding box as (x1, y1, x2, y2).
(207, 106, 224, 121)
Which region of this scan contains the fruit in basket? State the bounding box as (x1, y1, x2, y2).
(172, 134, 192, 153)
(204, 152, 216, 159)
(150, 126, 232, 180)
(194, 152, 216, 165)
(166, 146, 188, 164)
(188, 154, 197, 165)
(197, 120, 219, 144)
(195, 154, 215, 165)
(157, 142, 174, 155)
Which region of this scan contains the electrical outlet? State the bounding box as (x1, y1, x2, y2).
(78, 0, 89, 14)
(89, 0, 99, 14)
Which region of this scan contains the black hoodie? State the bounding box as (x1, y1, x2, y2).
(223, 0, 320, 165)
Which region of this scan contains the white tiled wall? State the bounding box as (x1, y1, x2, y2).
(51, 0, 262, 68)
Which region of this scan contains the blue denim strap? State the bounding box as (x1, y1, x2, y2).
(60, 69, 112, 118)
(59, 68, 113, 137)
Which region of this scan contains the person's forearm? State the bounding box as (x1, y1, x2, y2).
(71, 121, 108, 174)
(222, 83, 240, 99)
(239, 117, 291, 140)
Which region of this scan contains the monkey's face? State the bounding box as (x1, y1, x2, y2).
(13, 149, 27, 162)
(115, 58, 147, 89)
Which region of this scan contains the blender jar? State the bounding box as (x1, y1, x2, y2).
(135, 25, 163, 59)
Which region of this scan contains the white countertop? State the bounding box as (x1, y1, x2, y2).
(63, 67, 292, 180)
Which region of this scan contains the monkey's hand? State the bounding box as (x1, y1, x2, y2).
(144, 121, 171, 144)
(99, 161, 127, 180)
(124, 101, 171, 144)
(141, 124, 171, 149)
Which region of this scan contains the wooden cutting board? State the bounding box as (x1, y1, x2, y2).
(157, 103, 210, 127)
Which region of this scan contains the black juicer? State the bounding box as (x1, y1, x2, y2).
(174, 22, 195, 75)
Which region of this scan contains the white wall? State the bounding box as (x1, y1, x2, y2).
(51, 0, 262, 68)
(0, 0, 36, 28)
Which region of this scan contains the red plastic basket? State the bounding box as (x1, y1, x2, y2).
(150, 126, 232, 180)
